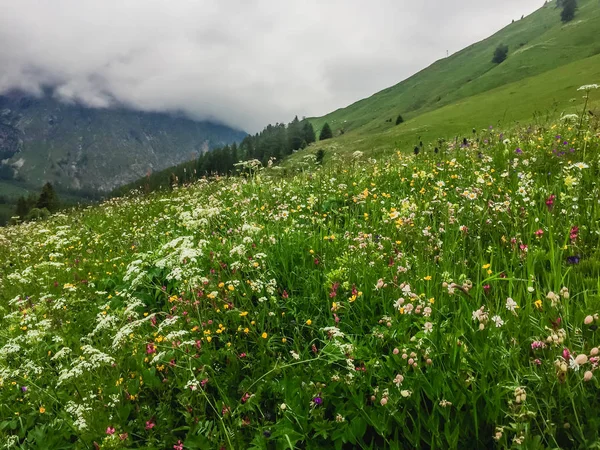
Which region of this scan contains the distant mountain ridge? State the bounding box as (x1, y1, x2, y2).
(0, 91, 246, 193)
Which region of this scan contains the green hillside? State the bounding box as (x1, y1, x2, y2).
(293, 53, 600, 160)
(2, 112, 600, 448)
(308, 0, 600, 141)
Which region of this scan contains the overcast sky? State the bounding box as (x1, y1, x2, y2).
(0, 0, 544, 132)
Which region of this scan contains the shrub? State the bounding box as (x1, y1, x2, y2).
(492, 44, 509, 64)
(561, 0, 577, 22)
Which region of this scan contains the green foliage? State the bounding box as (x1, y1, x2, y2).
(492, 44, 509, 64)
(2, 106, 600, 447)
(561, 0, 577, 22)
(25, 207, 50, 221)
(36, 182, 59, 212)
(114, 117, 319, 195)
(315, 149, 325, 164)
(303, 121, 316, 145)
(319, 122, 333, 141)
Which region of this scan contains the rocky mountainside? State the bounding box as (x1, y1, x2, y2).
(0, 92, 246, 192)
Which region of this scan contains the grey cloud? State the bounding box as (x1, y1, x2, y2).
(0, 0, 544, 132)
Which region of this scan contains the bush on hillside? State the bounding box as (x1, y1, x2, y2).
(561, 0, 577, 22)
(492, 44, 509, 64)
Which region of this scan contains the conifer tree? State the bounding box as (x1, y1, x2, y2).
(302, 121, 316, 144)
(15, 196, 29, 218)
(36, 182, 59, 212)
(287, 116, 304, 152)
(319, 123, 333, 141)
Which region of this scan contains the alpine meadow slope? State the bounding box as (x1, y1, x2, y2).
(307, 0, 600, 146)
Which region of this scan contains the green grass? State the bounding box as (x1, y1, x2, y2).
(289, 53, 600, 162)
(307, 0, 600, 142)
(1, 108, 600, 448)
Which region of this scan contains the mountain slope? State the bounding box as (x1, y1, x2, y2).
(308, 0, 600, 137)
(287, 53, 600, 161)
(0, 92, 246, 193)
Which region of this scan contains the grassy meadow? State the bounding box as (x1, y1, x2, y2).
(1, 85, 600, 448)
(296, 54, 600, 163)
(308, 0, 600, 138)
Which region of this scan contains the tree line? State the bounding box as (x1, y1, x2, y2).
(13, 182, 60, 222)
(114, 117, 335, 194)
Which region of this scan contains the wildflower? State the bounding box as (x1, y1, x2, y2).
(514, 387, 526, 404)
(145, 420, 156, 430)
(585, 315, 594, 325)
(313, 396, 323, 406)
(577, 84, 599, 91)
(564, 175, 578, 188)
(570, 226, 579, 241)
(393, 374, 404, 387)
(491, 315, 504, 328)
(39, 406, 46, 414)
(531, 341, 546, 350)
(261, 332, 268, 339)
(306, 319, 312, 326)
(173, 440, 184, 450)
(505, 298, 519, 314)
(375, 279, 385, 290)
(290, 351, 300, 360)
(547, 291, 560, 307)
(584, 371, 594, 382)
(106, 427, 116, 435)
(569, 357, 581, 371)
(423, 322, 433, 334)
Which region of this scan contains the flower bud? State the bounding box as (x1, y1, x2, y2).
(380, 397, 388, 406)
(591, 347, 599, 356)
(584, 371, 593, 382)
(575, 354, 588, 365)
(584, 315, 594, 325)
